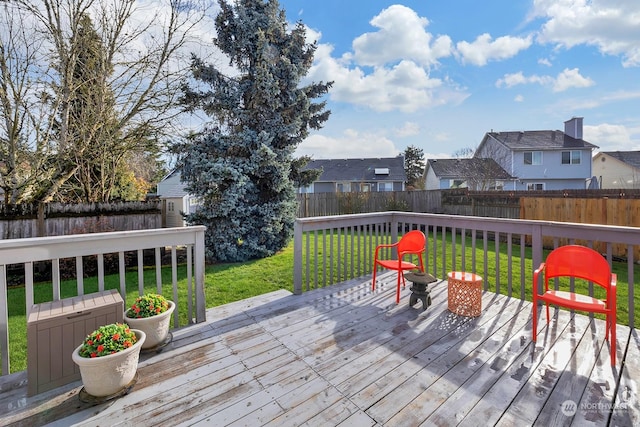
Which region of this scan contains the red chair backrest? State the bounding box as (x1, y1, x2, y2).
(543, 245, 612, 289)
(397, 230, 426, 254)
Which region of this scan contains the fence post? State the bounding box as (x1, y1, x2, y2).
(37, 203, 45, 237)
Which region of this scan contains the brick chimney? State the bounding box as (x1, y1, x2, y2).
(564, 117, 583, 139)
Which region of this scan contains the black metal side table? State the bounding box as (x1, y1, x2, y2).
(404, 271, 438, 311)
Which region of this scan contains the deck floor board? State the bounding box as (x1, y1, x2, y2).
(0, 272, 637, 426)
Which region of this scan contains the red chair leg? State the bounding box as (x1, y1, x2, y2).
(396, 273, 402, 304)
(532, 297, 538, 342)
(545, 303, 550, 325)
(610, 314, 616, 366)
(372, 267, 377, 292)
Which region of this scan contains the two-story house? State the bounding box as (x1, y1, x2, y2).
(592, 151, 640, 189)
(299, 156, 406, 193)
(474, 117, 598, 191)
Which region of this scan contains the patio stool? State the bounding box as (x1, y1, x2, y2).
(447, 271, 482, 317)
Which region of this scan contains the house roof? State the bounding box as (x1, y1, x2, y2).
(304, 157, 406, 182)
(427, 158, 514, 179)
(160, 186, 189, 199)
(160, 169, 181, 181)
(600, 151, 640, 169)
(485, 130, 598, 150)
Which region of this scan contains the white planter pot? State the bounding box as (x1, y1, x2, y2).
(72, 329, 145, 397)
(124, 301, 175, 349)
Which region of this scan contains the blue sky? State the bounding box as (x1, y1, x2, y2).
(274, 0, 640, 160)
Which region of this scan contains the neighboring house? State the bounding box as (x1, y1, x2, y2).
(299, 156, 406, 193)
(156, 170, 199, 227)
(474, 117, 598, 191)
(424, 158, 514, 190)
(592, 151, 640, 189)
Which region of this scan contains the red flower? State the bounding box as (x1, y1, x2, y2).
(97, 344, 105, 353)
(91, 353, 97, 358)
(112, 333, 120, 341)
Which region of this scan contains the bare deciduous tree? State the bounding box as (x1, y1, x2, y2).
(1, 0, 212, 203)
(0, 3, 55, 203)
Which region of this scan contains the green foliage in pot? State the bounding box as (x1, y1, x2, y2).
(126, 293, 170, 318)
(78, 323, 138, 358)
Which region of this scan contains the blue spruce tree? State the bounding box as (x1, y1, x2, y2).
(179, 0, 331, 262)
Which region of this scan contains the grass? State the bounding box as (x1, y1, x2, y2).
(4, 231, 639, 374)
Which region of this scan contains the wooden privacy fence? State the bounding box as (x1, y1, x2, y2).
(296, 190, 442, 217)
(0, 201, 161, 239)
(521, 197, 640, 260)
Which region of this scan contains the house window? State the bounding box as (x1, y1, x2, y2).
(168, 202, 174, 212)
(489, 181, 504, 190)
(524, 151, 542, 165)
(378, 182, 393, 192)
(527, 183, 545, 190)
(449, 179, 467, 189)
(561, 150, 581, 164)
(336, 182, 351, 192)
(299, 185, 313, 194)
(361, 183, 372, 192)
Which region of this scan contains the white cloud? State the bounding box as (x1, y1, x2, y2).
(295, 130, 400, 159)
(601, 90, 640, 103)
(495, 71, 552, 88)
(495, 68, 593, 92)
(348, 4, 453, 67)
(584, 123, 640, 150)
(424, 151, 453, 160)
(514, 94, 525, 102)
(552, 68, 595, 92)
(433, 132, 452, 142)
(395, 122, 420, 138)
(307, 37, 469, 113)
(456, 33, 533, 66)
(302, 26, 322, 45)
(538, 58, 552, 66)
(532, 0, 640, 67)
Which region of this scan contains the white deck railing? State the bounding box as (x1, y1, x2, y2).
(0, 226, 206, 375)
(294, 212, 639, 328)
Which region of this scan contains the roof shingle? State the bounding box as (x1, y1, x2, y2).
(304, 157, 406, 182)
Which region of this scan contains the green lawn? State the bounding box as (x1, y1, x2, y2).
(4, 245, 296, 374)
(4, 232, 638, 374)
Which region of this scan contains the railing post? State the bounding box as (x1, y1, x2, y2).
(293, 220, 303, 295)
(194, 226, 206, 323)
(531, 223, 543, 302)
(0, 266, 9, 375)
(391, 213, 399, 258)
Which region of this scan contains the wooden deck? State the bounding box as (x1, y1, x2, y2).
(1, 272, 639, 426)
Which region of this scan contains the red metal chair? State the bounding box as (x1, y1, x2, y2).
(532, 245, 617, 366)
(371, 230, 425, 304)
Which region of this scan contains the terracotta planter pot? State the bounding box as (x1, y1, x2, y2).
(124, 301, 175, 349)
(72, 329, 145, 397)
